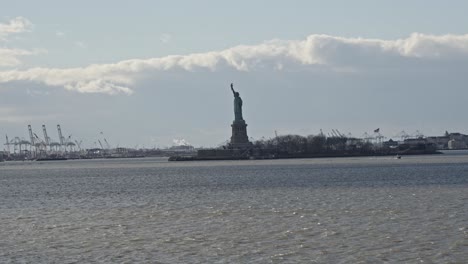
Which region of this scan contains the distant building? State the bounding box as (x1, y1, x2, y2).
(448, 139, 467, 149)
(403, 137, 427, 145)
(426, 132, 468, 150)
(383, 139, 398, 148)
(168, 145, 195, 152)
(426, 136, 450, 149)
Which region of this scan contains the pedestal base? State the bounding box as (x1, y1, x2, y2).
(230, 120, 252, 149)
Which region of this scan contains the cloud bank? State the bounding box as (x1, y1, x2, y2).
(0, 17, 40, 68)
(0, 16, 33, 39)
(0, 48, 42, 67)
(1, 33, 468, 95)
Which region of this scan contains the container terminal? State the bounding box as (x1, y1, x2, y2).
(1, 124, 196, 161)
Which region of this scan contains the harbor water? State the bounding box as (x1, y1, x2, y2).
(1, 153, 467, 263)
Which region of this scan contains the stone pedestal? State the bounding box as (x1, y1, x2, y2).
(230, 120, 252, 149)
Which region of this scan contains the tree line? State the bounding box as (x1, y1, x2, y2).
(251, 134, 375, 155)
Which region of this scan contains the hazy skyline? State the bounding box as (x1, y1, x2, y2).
(2, 1, 468, 148)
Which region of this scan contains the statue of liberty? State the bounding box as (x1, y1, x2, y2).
(230, 83, 243, 121)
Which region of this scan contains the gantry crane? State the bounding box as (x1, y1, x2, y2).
(57, 124, 65, 149)
(42, 124, 50, 150)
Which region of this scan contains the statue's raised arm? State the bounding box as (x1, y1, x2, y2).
(230, 83, 235, 95)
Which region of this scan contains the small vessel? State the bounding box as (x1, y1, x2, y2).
(395, 154, 402, 159)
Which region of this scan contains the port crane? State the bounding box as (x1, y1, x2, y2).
(74, 140, 82, 151)
(104, 138, 111, 149)
(98, 140, 104, 150)
(4, 135, 10, 154)
(42, 125, 50, 150)
(57, 124, 65, 150)
(3, 124, 79, 159)
(28, 125, 35, 148)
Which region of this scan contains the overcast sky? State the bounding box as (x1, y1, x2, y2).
(1, 0, 468, 148)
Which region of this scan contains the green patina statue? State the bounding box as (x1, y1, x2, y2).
(230, 83, 243, 121)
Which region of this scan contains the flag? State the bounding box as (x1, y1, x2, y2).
(374, 128, 380, 133)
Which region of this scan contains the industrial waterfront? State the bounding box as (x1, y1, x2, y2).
(1, 124, 196, 161)
(3, 123, 468, 162)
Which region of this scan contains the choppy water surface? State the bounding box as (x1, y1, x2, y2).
(1, 153, 467, 263)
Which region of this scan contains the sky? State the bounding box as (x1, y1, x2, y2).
(1, 0, 468, 148)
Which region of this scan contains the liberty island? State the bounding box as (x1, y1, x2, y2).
(170, 82, 439, 161)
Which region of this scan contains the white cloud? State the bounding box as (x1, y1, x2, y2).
(0, 48, 35, 67)
(0, 17, 33, 40)
(394, 33, 468, 58)
(160, 33, 172, 43)
(0, 48, 45, 67)
(172, 138, 190, 146)
(0, 17, 41, 67)
(26, 88, 49, 96)
(1, 33, 468, 95)
(74, 41, 87, 49)
(55, 31, 65, 37)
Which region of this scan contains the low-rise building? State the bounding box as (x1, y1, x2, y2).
(426, 132, 468, 150)
(448, 139, 467, 149)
